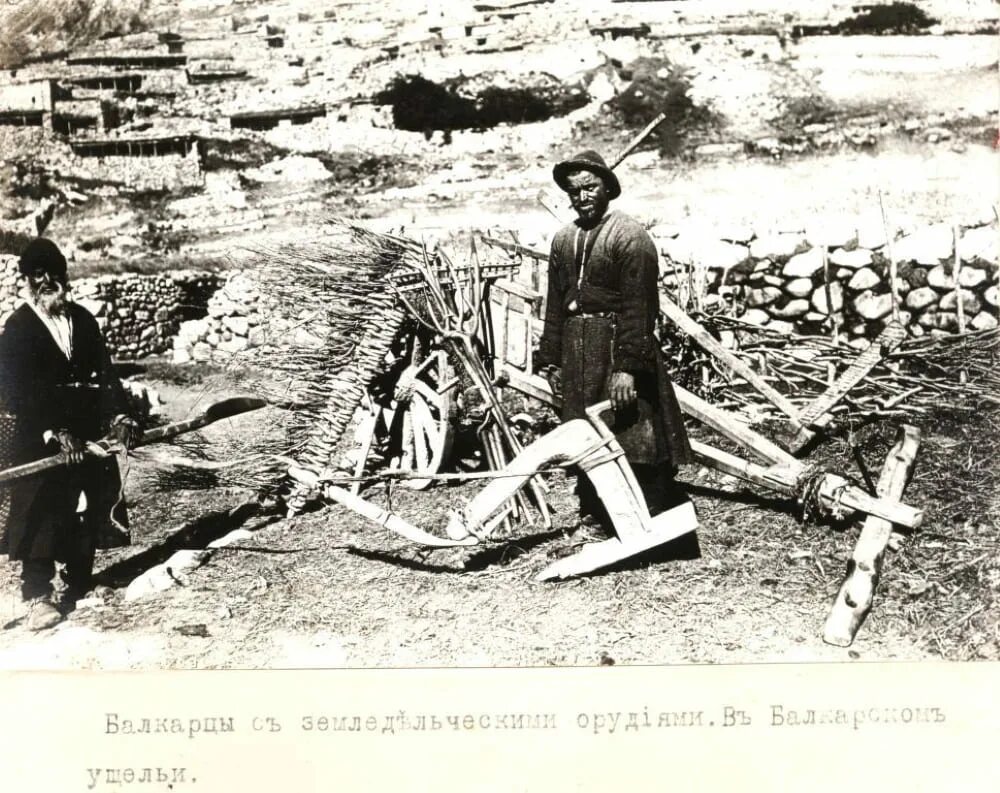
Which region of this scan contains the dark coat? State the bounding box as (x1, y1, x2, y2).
(536, 211, 692, 468)
(0, 301, 131, 560)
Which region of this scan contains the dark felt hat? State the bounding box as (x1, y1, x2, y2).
(18, 237, 67, 279)
(552, 149, 621, 200)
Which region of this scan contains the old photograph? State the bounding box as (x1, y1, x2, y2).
(0, 0, 996, 671)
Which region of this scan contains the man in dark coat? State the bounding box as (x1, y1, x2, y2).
(535, 150, 693, 530)
(0, 238, 139, 630)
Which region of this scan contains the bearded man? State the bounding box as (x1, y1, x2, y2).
(535, 150, 693, 531)
(0, 238, 138, 630)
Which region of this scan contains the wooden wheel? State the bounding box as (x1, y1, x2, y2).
(383, 342, 457, 490)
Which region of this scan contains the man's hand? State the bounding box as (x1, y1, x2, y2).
(110, 415, 141, 450)
(609, 372, 636, 411)
(544, 366, 562, 399)
(52, 429, 85, 464)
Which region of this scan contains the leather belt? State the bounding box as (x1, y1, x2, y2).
(569, 311, 615, 319)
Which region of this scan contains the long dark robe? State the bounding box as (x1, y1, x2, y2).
(536, 210, 692, 468)
(0, 301, 130, 560)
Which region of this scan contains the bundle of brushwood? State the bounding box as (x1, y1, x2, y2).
(662, 314, 1000, 425)
(247, 223, 427, 513)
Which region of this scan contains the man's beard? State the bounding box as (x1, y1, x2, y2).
(33, 283, 69, 315)
(573, 199, 608, 227)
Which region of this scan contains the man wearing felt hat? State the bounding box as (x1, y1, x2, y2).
(535, 150, 693, 531)
(0, 238, 139, 631)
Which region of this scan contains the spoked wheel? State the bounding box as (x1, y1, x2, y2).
(378, 335, 458, 490)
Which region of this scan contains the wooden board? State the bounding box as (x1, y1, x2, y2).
(535, 500, 698, 582)
(788, 321, 907, 451)
(823, 425, 920, 646)
(659, 294, 810, 439)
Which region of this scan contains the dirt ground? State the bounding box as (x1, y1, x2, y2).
(0, 1, 996, 671)
(1, 362, 996, 670)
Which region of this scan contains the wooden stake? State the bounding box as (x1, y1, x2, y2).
(822, 246, 840, 344)
(994, 204, 1000, 320)
(877, 190, 901, 324)
(823, 425, 920, 646)
(350, 400, 379, 496)
(953, 223, 966, 335)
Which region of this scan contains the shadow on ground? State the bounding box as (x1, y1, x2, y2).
(94, 501, 271, 589)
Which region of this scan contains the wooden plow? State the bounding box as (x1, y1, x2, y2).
(277, 226, 707, 579)
(290, 398, 698, 581)
(472, 233, 924, 645)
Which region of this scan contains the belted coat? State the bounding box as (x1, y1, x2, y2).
(535, 210, 692, 469)
(0, 302, 130, 560)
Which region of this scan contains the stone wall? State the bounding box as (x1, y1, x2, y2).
(651, 212, 998, 348)
(172, 272, 271, 363)
(66, 146, 203, 191)
(5, 211, 994, 365)
(0, 256, 221, 359)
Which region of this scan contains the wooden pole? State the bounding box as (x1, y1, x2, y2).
(822, 246, 840, 344)
(823, 425, 920, 646)
(953, 222, 966, 335)
(609, 111, 668, 169)
(323, 482, 479, 548)
(659, 293, 812, 440)
(994, 205, 1000, 321)
(689, 438, 921, 529)
(877, 190, 901, 324)
(538, 110, 669, 223)
(787, 321, 907, 452)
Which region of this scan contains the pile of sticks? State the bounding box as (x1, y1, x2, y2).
(249, 225, 421, 512)
(665, 314, 1000, 424)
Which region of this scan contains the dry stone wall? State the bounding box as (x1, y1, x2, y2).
(172, 272, 273, 364)
(651, 212, 998, 348)
(0, 255, 221, 359)
(66, 147, 203, 191)
(5, 211, 995, 366)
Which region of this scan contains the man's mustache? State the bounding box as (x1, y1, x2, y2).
(34, 281, 69, 309)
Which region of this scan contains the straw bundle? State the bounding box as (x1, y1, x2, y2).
(224, 222, 426, 510)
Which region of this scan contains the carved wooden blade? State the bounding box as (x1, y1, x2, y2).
(535, 501, 698, 582)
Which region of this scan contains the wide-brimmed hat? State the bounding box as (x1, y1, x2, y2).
(18, 237, 67, 280)
(552, 149, 621, 200)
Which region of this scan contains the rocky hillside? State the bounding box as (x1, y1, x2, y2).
(0, 0, 995, 276)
